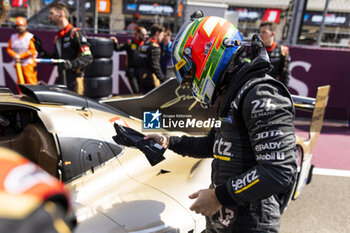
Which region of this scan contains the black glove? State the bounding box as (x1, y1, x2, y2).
(112, 123, 166, 166)
(62, 60, 72, 70)
(112, 123, 143, 148)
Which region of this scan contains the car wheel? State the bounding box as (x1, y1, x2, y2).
(87, 37, 114, 58)
(85, 58, 113, 77)
(84, 76, 112, 98)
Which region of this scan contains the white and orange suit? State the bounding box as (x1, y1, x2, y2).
(7, 31, 38, 85)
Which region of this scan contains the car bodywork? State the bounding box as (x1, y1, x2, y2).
(291, 85, 330, 200)
(0, 84, 209, 233)
(0, 80, 329, 232)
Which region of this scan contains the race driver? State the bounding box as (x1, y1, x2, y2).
(45, 1, 92, 95)
(145, 12, 297, 233)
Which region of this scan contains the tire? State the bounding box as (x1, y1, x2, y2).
(87, 37, 114, 58)
(85, 58, 113, 77)
(84, 76, 112, 98)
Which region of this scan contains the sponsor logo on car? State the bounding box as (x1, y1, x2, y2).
(109, 116, 129, 127)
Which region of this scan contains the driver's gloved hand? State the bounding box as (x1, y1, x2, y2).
(112, 123, 143, 148)
(112, 123, 166, 166)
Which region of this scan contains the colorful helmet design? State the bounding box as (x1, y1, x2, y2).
(16, 16, 27, 26)
(172, 16, 243, 105)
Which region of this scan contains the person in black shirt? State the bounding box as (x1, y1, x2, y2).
(45, 2, 92, 94)
(258, 22, 290, 87)
(110, 27, 148, 94)
(137, 24, 165, 93)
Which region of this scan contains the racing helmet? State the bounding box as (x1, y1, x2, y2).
(172, 15, 243, 105)
(15, 16, 27, 26)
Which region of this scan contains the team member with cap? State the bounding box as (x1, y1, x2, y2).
(7, 16, 38, 85)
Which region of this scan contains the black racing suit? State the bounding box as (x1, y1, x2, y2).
(114, 38, 144, 94)
(266, 42, 290, 87)
(169, 55, 297, 233)
(44, 24, 92, 91)
(138, 38, 164, 93)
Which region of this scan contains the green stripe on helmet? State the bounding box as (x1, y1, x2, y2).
(197, 25, 238, 84)
(176, 19, 203, 62)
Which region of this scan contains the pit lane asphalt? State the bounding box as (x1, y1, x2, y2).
(281, 174, 350, 233)
(281, 120, 350, 233)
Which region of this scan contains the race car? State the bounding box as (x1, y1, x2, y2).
(0, 83, 211, 233)
(0, 79, 329, 232)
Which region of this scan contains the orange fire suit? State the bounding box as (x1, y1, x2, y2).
(7, 31, 38, 85)
(0, 147, 76, 232)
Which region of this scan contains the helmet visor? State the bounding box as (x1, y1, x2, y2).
(172, 18, 199, 86)
(174, 55, 196, 86)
